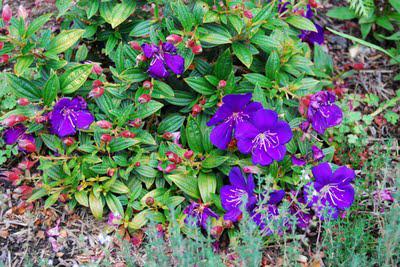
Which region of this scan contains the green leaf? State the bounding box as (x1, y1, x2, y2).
(213, 49, 233, 80)
(185, 76, 215, 95)
(129, 210, 149, 229)
(110, 180, 130, 194)
(158, 114, 185, 134)
(26, 13, 52, 38)
(186, 116, 203, 153)
(27, 188, 47, 202)
(327, 7, 357, 20)
(129, 20, 154, 37)
(133, 100, 163, 119)
(100, 0, 136, 28)
(60, 64, 92, 94)
(266, 50, 280, 79)
(44, 192, 61, 209)
(202, 155, 229, 169)
(45, 29, 85, 56)
(232, 42, 253, 68)
(198, 172, 217, 203)
(109, 138, 139, 153)
(172, 1, 195, 32)
(199, 25, 232, 45)
(14, 55, 34, 76)
(389, 0, 400, 13)
(167, 174, 200, 199)
(119, 68, 148, 83)
(105, 194, 124, 216)
(135, 165, 157, 178)
(6, 74, 41, 101)
(89, 191, 103, 219)
(74, 191, 89, 207)
(41, 134, 63, 152)
(152, 80, 174, 99)
(286, 16, 317, 32)
(43, 71, 59, 106)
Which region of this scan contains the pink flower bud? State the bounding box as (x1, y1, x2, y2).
(89, 86, 104, 98)
(191, 104, 202, 116)
(35, 115, 48, 124)
(186, 39, 196, 48)
(18, 139, 36, 153)
(135, 161, 141, 167)
(218, 80, 227, 88)
(120, 130, 136, 138)
(107, 168, 115, 177)
(138, 94, 151, 103)
(165, 163, 176, 173)
(96, 120, 113, 129)
(130, 118, 142, 128)
(166, 151, 182, 164)
(17, 5, 28, 20)
(101, 134, 112, 143)
(143, 80, 153, 89)
(92, 79, 103, 88)
(184, 150, 194, 159)
(129, 41, 141, 51)
(92, 63, 103, 75)
(0, 54, 10, 64)
(166, 34, 183, 44)
(2, 4, 12, 23)
(18, 159, 35, 170)
(191, 45, 203, 55)
(244, 10, 253, 19)
(0, 42, 4, 50)
(3, 114, 28, 127)
(63, 137, 75, 146)
(145, 196, 155, 206)
(136, 54, 146, 62)
(17, 98, 30, 106)
(242, 166, 261, 174)
(162, 132, 173, 140)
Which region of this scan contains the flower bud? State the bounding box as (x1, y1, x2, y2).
(63, 137, 75, 146)
(18, 139, 36, 153)
(162, 132, 173, 140)
(136, 54, 146, 62)
(166, 34, 183, 44)
(218, 80, 227, 88)
(138, 94, 151, 103)
(18, 159, 35, 170)
(242, 166, 261, 174)
(101, 134, 112, 143)
(96, 120, 113, 129)
(92, 63, 103, 75)
(166, 151, 182, 164)
(227, 138, 237, 150)
(309, 0, 318, 8)
(244, 10, 253, 19)
(2, 4, 12, 23)
(184, 150, 194, 159)
(191, 104, 202, 116)
(145, 197, 155, 206)
(120, 130, 136, 138)
(210, 226, 223, 237)
(186, 39, 196, 48)
(352, 63, 364, 70)
(107, 168, 115, 177)
(130, 118, 142, 128)
(17, 5, 28, 20)
(312, 145, 325, 161)
(0, 54, 9, 64)
(165, 163, 176, 173)
(92, 79, 103, 88)
(3, 114, 28, 127)
(89, 86, 104, 98)
(143, 80, 153, 89)
(191, 45, 203, 55)
(0, 42, 4, 50)
(129, 41, 141, 51)
(17, 98, 30, 106)
(223, 220, 233, 229)
(299, 121, 310, 132)
(199, 98, 206, 105)
(35, 115, 48, 124)
(134, 161, 141, 167)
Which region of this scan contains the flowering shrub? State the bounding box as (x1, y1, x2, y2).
(0, 0, 356, 239)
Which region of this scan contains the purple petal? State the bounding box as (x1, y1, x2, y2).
(251, 109, 278, 131)
(326, 104, 343, 127)
(235, 122, 259, 140)
(331, 166, 355, 184)
(207, 105, 233, 126)
(56, 117, 77, 137)
(221, 93, 252, 112)
(75, 110, 94, 130)
(325, 184, 354, 210)
(141, 43, 158, 58)
(223, 208, 242, 222)
(246, 174, 255, 193)
(252, 146, 273, 166)
(244, 101, 263, 113)
(220, 185, 244, 210)
(292, 155, 306, 166)
(210, 121, 233, 150)
(275, 121, 292, 144)
(229, 167, 246, 188)
(267, 145, 286, 161)
(164, 53, 184, 75)
(268, 190, 285, 204)
(3, 125, 25, 144)
(236, 138, 253, 154)
(148, 58, 169, 79)
(162, 42, 177, 53)
(312, 145, 325, 161)
(311, 162, 332, 184)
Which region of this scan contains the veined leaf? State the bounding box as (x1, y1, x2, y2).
(60, 64, 92, 94)
(45, 29, 85, 56)
(89, 191, 103, 219)
(286, 16, 317, 32)
(43, 71, 59, 106)
(198, 172, 217, 203)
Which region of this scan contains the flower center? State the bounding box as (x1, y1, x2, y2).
(319, 184, 344, 207)
(226, 188, 247, 208)
(252, 131, 280, 151)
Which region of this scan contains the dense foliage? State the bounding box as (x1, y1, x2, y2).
(0, 0, 360, 244)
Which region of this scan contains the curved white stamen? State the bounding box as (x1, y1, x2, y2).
(226, 188, 247, 208)
(252, 131, 280, 151)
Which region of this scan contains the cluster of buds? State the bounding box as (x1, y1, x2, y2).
(129, 118, 142, 128)
(186, 39, 202, 55)
(89, 79, 104, 98)
(101, 134, 113, 143)
(166, 151, 182, 164)
(120, 130, 136, 138)
(96, 120, 113, 129)
(191, 98, 207, 117)
(166, 34, 183, 45)
(138, 93, 151, 103)
(3, 114, 28, 127)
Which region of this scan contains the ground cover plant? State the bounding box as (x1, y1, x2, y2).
(0, 0, 398, 266)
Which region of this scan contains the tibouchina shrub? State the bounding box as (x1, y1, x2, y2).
(0, 1, 355, 238)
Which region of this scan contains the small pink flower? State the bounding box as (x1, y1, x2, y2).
(374, 190, 394, 202)
(2, 4, 12, 23)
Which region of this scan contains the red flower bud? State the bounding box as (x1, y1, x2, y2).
(0, 54, 10, 64)
(2, 169, 22, 185)
(199, 98, 206, 105)
(191, 45, 203, 55)
(130, 118, 143, 128)
(58, 193, 69, 203)
(2, 4, 12, 23)
(138, 94, 151, 103)
(223, 220, 233, 229)
(101, 134, 112, 143)
(107, 168, 115, 177)
(145, 196, 155, 206)
(96, 120, 113, 129)
(134, 161, 141, 167)
(92, 79, 103, 88)
(166, 151, 182, 164)
(3, 114, 28, 127)
(18, 159, 35, 170)
(120, 130, 136, 138)
(0, 42, 4, 50)
(191, 104, 202, 116)
(218, 80, 227, 88)
(17, 98, 30, 106)
(162, 132, 173, 140)
(227, 138, 237, 150)
(166, 34, 183, 44)
(309, 0, 318, 8)
(210, 226, 223, 238)
(89, 86, 104, 98)
(184, 150, 194, 159)
(352, 63, 364, 70)
(186, 39, 196, 48)
(63, 137, 75, 146)
(35, 115, 48, 124)
(92, 63, 103, 75)
(143, 80, 153, 89)
(244, 10, 253, 19)
(129, 41, 142, 51)
(17, 5, 28, 20)
(18, 139, 36, 153)
(15, 185, 33, 199)
(136, 54, 146, 62)
(165, 163, 176, 173)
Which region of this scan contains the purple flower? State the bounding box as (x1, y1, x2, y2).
(312, 145, 325, 161)
(298, 5, 325, 45)
(235, 109, 293, 166)
(142, 42, 184, 79)
(307, 91, 343, 134)
(183, 202, 219, 229)
(292, 155, 306, 166)
(207, 93, 262, 150)
(304, 162, 355, 220)
(289, 194, 312, 230)
(50, 97, 94, 138)
(220, 167, 257, 222)
(107, 212, 122, 227)
(3, 124, 36, 153)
